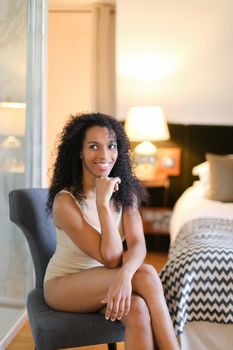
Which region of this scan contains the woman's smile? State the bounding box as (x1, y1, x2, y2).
(94, 161, 113, 171)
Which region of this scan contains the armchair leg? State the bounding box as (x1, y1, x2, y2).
(108, 343, 117, 350)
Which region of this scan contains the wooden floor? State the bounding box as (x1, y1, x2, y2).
(6, 252, 168, 350)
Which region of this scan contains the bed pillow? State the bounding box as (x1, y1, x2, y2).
(192, 161, 210, 185)
(206, 153, 233, 202)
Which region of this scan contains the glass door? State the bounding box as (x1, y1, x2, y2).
(0, 0, 46, 346)
(0, 0, 29, 344)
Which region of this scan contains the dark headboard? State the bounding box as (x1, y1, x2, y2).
(160, 123, 233, 207)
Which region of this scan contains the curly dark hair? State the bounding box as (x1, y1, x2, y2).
(47, 112, 148, 214)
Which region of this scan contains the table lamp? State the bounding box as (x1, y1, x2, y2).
(0, 102, 26, 171)
(124, 106, 170, 180)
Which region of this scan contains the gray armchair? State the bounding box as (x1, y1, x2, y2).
(9, 188, 124, 350)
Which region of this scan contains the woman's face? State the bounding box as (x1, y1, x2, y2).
(81, 126, 118, 179)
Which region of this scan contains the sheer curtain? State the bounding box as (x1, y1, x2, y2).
(91, 3, 115, 116)
(0, 0, 47, 347)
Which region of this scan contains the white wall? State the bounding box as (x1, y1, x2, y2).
(47, 10, 93, 173)
(47, 4, 115, 179)
(116, 0, 233, 125)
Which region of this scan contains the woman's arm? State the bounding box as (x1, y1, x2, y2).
(95, 176, 124, 268)
(52, 185, 124, 268)
(53, 192, 115, 266)
(101, 203, 147, 321)
(121, 205, 147, 277)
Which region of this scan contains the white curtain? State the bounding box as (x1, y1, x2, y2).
(0, 0, 28, 316)
(0, 0, 47, 346)
(91, 3, 115, 116)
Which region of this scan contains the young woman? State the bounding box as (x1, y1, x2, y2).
(44, 113, 179, 350)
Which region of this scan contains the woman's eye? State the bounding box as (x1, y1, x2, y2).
(90, 144, 98, 150)
(109, 143, 117, 149)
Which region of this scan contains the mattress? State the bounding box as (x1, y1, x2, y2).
(170, 182, 233, 243)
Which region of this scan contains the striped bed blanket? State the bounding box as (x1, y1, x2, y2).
(159, 217, 233, 335)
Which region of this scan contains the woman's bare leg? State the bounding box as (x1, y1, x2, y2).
(115, 294, 154, 350)
(132, 264, 179, 350)
(44, 266, 120, 312)
(44, 264, 178, 350)
(44, 267, 154, 349)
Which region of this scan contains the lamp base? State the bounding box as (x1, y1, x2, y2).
(134, 141, 157, 155)
(134, 163, 156, 181)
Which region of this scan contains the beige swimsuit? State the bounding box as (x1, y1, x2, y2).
(44, 190, 123, 284)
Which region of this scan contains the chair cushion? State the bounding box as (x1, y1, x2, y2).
(27, 288, 125, 350)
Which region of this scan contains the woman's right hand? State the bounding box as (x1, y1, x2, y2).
(101, 269, 132, 321)
(95, 177, 121, 204)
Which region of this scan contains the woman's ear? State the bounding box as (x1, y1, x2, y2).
(80, 151, 83, 159)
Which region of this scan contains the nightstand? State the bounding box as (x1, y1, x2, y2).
(141, 175, 170, 207)
(140, 207, 172, 236)
(140, 175, 172, 251)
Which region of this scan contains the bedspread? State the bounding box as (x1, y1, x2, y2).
(159, 217, 233, 335)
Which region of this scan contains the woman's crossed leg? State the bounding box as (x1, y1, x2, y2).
(44, 264, 179, 350)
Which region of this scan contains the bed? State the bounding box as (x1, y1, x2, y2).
(159, 153, 233, 350)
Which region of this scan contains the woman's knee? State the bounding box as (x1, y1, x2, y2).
(133, 264, 163, 292)
(125, 295, 151, 328)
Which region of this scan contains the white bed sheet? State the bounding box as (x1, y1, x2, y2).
(170, 181, 233, 244)
(169, 182, 233, 350)
(179, 321, 233, 350)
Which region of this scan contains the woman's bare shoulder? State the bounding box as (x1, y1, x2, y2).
(52, 191, 82, 228)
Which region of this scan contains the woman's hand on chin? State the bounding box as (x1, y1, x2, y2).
(95, 176, 121, 204)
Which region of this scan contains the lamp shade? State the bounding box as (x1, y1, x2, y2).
(124, 106, 170, 142)
(0, 102, 26, 136)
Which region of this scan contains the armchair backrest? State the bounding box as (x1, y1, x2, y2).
(9, 188, 56, 288)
